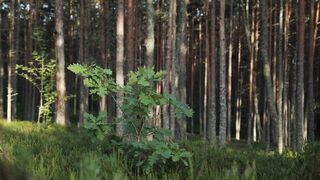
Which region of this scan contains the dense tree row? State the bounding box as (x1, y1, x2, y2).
(0, 0, 319, 152)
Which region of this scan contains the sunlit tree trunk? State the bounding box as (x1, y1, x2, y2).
(116, 0, 125, 136)
(235, 3, 242, 140)
(146, 0, 155, 67)
(7, 0, 16, 122)
(227, 0, 234, 142)
(278, 0, 284, 153)
(55, 0, 68, 126)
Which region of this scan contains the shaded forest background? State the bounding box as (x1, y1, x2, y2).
(0, 0, 319, 154)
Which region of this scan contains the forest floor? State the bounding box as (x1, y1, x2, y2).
(0, 121, 319, 180)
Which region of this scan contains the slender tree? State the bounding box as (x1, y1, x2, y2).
(260, 0, 281, 153)
(116, 0, 125, 135)
(219, 0, 227, 145)
(306, 0, 319, 142)
(146, 0, 155, 67)
(208, 0, 217, 144)
(175, 0, 189, 139)
(7, 0, 16, 122)
(127, 0, 135, 71)
(296, 0, 305, 151)
(55, 0, 67, 125)
(0, 0, 4, 118)
(78, 0, 89, 124)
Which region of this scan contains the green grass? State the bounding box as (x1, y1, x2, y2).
(0, 121, 319, 180)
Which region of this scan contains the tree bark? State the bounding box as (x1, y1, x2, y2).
(145, 0, 155, 68)
(307, 0, 319, 142)
(0, 0, 4, 118)
(296, 0, 305, 151)
(227, 0, 234, 142)
(208, 0, 217, 144)
(78, 0, 89, 125)
(55, 0, 68, 126)
(175, 0, 189, 139)
(260, 0, 280, 153)
(127, 0, 135, 71)
(7, 0, 16, 122)
(219, 0, 227, 145)
(116, 0, 125, 136)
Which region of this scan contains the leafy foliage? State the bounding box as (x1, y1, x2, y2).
(67, 64, 117, 97)
(121, 67, 192, 140)
(68, 64, 194, 174)
(83, 112, 111, 141)
(16, 52, 56, 123)
(116, 139, 192, 174)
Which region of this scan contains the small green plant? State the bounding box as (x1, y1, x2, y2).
(84, 112, 111, 141)
(16, 52, 56, 123)
(121, 67, 193, 141)
(68, 64, 194, 174)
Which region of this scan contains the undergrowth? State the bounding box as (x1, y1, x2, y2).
(1, 121, 319, 180)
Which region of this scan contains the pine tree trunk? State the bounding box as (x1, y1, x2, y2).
(163, 0, 176, 130)
(219, 0, 227, 145)
(208, 0, 217, 144)
(7, 0, 16, 122)
(227, 0, 234, 142)
(55, 0, 68, 125)
(260, 0, 280, 153)
(127, 0, 135, 71)
(296, 0, 305, 151)
(307, 0, 318, 142)
(175, 0, 189, 139)
(146, 0, 155, 68)
(79, 0, 89, 125)
(235, 5, 242, 140)
(278, 0, 284, 153)
(116, 0, 125, 136)
(0, 1, 4, 118)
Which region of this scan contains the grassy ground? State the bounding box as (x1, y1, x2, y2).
(0, 121, 319, 180)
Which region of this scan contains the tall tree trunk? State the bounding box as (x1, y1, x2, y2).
(145, 0, 154, 67)
(116, 0, 125, 136)
(208, 0, 217, 144)
(55, 0, 68, 125)
(260, 0, 280, 153)
(307, 0, 319, 142)
(163, 0, 176, 131)
(278, 0, 284, 153)
(219, 0, 227, 145)
(79, 0, 89, 125)
(283, 0, 291, 147)
(127, 0, 135, 71)
(296, 0, 305, 151)
(7, 0, 16, 122)
(175, 0, 189, 139)
(99, 0, 107, 116)
(227, 0, 234, 142)
(247, 1, 255, 145)
(0, 0, 4, 119)
(235, 5, 242, 140)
